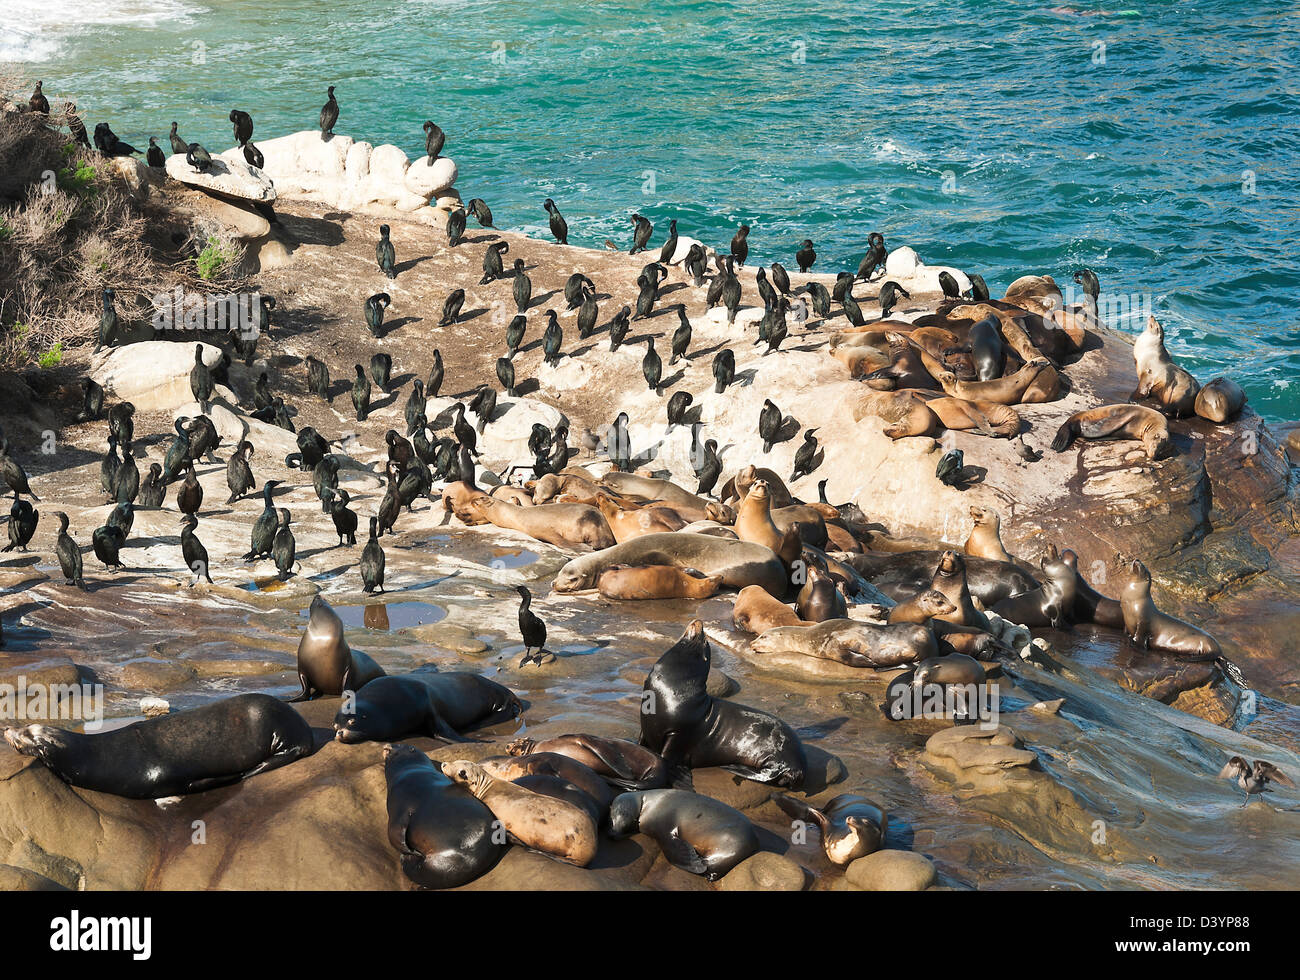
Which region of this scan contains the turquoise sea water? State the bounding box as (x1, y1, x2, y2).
(8, 1, 1300, 419)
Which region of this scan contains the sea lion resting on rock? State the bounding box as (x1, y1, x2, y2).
(934, 358, 1053, 405)
(383, 743, 506, 889)
(460, 494, 616, 551)
(642, 620, 806, 786)
(479, 752, 615, 809)
(290, 595, 386, 700)
(553, 532, 788, 595)
(1119, 558, 1221, 660)
(732, 584, 808, 633)
(1060, 548, 1123, 628)
(334, 672, 521, 744)
(916, 393, 1022, 438)
(990, 545, 1076, 628)
(442, 759, 599, 867)
(598, 472, 716, 512)
(1051, 404, 1172, 459)
(608, 788, 758, 880)
(734, 480, 785, 552)
(597, 564, 723, 600)
(887, 590, 999, 656)
(529, 472, 599, 504)
(1133, 315, 1199, 418)
(595, 492, 688, 541)
(4, 693, 313, 799)
(795, 564, 847, 622)
(751, 619, 936, 668)
(843, 550, 1037, 607)
(774, 793, 886, 865)
(913, 654, 986, 687)
(964, 506, 1013, 563)
(1193, 377, 1246, 423)
(507, 733, 669, 790)
(442, 480, 489, 524)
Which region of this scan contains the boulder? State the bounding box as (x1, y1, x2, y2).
(426, 395, 567, 468)
(91, 341, 224, 411)
(845, 850, 937, 891)
(164, 153, 277, 202)
(718, 851, 807, 891)
(882, 246, 970, 297)
(924, 724, 1038, 774)
(404, 156, 457, 198)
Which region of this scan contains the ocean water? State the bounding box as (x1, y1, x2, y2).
(9, 0, 1300, 420)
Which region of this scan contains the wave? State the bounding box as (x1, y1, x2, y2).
(0, 0, 201, 62)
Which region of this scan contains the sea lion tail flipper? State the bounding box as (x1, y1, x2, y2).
(1050, 421, 1077, 452)
(773, 793, 830, 835)
(431, 716, 472, 742)
(967, 407, 995, 438)
(661, 830, 709, 875)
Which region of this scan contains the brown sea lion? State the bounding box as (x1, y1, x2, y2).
(795, 564, 847, 622)
(442, 480, 490, 524)
(1019, 361, 1062, 403)
(1133, 316, 1199, 418)
(461, 494, 616, 551)
(751, 619, 937, 668)
(774, 793, 887, 865)
(479, 753, 615, 809)
(506, 733, 669, 790)
(935, 357, 1053, 405)
(887, 589, 956, 625)
(529, 472, 599, 504)
(290, 596, 386, 700)
(553, 532, 788, 595)
(1060, 548, 1123, 628)
(831, 346, 890, 378)
(1193, 377, 1246, 423)
(597, 563, 723, 600)
(595, 492, 688, 542)
(441, 760, 599, 866)
(489, 484, 534, 507)
(990, 545, 1076, 628)
(886, 590, 997, 656)
(913, 653, 986, 687)
(734, 480, 785, 552)
(852, 388, 943, 440)
(724, 465, 796, 509)
(732, 584, 807, 633)
(1119, 558, 1221, 660)
(598, 472, 714, 511)
(864, 332, 941, 390)
(930, 550, 989, 630)
(825, 522, 864, 553)
(919, 394, 1021, 437)
(1051, 404, 1172, 459)
(964, 506, 1013, 562)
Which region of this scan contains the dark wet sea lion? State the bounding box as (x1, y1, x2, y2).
(750, 619, 936, 668)
(4, 694, 312, 799)
(990, 545, 1076, 628)
(507, 733, 668, 791)
(1193, 376, 1246, 423)
(1119, 558, 1221, 660)
(608, 788, 758, 879)
(928, 550, 988, 629)
(641, 620, 805, 786)
(384, 743, 505, 888)
(795, 565, 847, 622)
(774, 793, 886, 865)
(290, 596, 386, 700)
(913, 653, 986, 686)
(864, 332, 940, 391)
(1059, 549, 1123, 628)
(334, 672, 520, 744)
(843, 550, 1037, 606)
(1051, 404, 1172, 459)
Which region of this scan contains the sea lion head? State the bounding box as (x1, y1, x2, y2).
(917, 590, 957, 619)
(441, 760, 493, 798)
(3, 724, 67, 758)
(826, 816, 884, 866)
(748, 480, 770, 507)
(969, 505, 997, 529)
(506, 737, 536, 757)
(937, 550, 964, 577)
(704, 502, 735, 524)
(607, 792, 643, 838)
(1144, 315, 1164, 340)
(1144, 431, 1172, 460)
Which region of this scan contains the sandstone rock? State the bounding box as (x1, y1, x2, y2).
(115, 658, 197, 693)
(718, 851, 806, 891)
(164, 153, 276, 202)
(0, 864, 68, 890)
(92, 341, 224, 411)
(925, 724, 1038, 773)
(200, 195, 270, 240)
(427, 396, 567, 467)
(405, 156, 458, 198)
(846, 850, 937, 891)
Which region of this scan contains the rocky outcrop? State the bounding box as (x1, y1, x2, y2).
(91, 340, 225, 411)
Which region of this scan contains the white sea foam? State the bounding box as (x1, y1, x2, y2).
(0, 0, 201, 62)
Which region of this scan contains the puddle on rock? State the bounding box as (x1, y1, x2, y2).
(299, 601, 449, 631)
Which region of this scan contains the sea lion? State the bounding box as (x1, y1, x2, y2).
(989, 545, 1076, 628)
(383, 743, 505, 889)
(734, 480, 785, 552)
(770, 504, 829, 548)
(844, 550, 1038, 606)
(507, 733, 669, 790)
(919, 395, 1021, 438)
(773, 793, 886, 865)
(597, 472, 714, 511)
(1119, 558, 1221, 660)
(608, 788, 759, 880)
(1019, 361, 1062, 403)
(641, 620, 806, 786)
(928, 550, 989, 629)
(488, 484, 533, 507)
(441, 760, 599, 866)
(751, 619, 936, 668)
(831, 345, 889, 378)
(864, 332, 941, 391)
(460, 494, 615, 551)
(442, 481, 489, 524)
(553, 533, 787, 595)
(732, 584, 807, 633)
(1059, 548, 1123, 628)
(723, 465, 797, 509)
(964, 506, 1013, 562)
(479, 752, 615, 809)
(530, 472, 599, 504)
(334, 672, 520, 744)
(595, 493, 687, 541)
(887, 589, 957, 624)
(597, 564, 723, 600)
(4, 694, 313, 799)
(795, 565, 847, 622)
(886, 591, 998, 656)
(853, 388, 943, 439)
(290, 596, 386, 700)
(1133, 316, 1199, 418)
(1051, 404, 1172, 459)
(913, 653, 986, 687)
(1193, 377, 1246, 423)
(935, 358, 1053, 405)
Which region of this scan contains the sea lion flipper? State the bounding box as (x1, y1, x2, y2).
(660, 830, 708, 875)
(773, 793, 830, 835)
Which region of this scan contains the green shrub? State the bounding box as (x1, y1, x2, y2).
(195, 236, 238, 280)
(38, 343, 63, 368)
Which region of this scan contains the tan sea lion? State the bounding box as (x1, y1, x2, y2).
(795, 564, 847, 622)
(887, 589, 957, 625)
(489, 484, 533, 507)
(1193, 377, 1246, 423)
(1051, 404, 1172, 459)
(724, 465, 796, 508)
(935, 357, 1053, 405)
(864, 332, 941, 390)
(887, 591, 997, 657)
(770, 504, 829, 548)
(553, 532, 788, 594)
(825, 522, 863, 553)
(913, 653, 986, 687)
(595, 492, 687, 542)
(751, 619, 937, 668)
(441, 760, 599, 866)
(442, 480, 490, 524)
(920, 394, 1021, 437)
(852, 388, 942, 440)
(597, 471, 713, 510)
(964, 506, 1013, 562)
(1133, 315, 1199, 418)
(506, 733, 669, 790)
(461, 494, 616, 551)
(734, 480, 785, 552)
(831, 346, 890, 378)
(732, 584, 808, 633)
(1119, 558, 1221, 660)
(478, 753, 615, 809)
(597, 563, 723, 600)
(529, 472, 599, 504)
(1019, 360, 1062, 403)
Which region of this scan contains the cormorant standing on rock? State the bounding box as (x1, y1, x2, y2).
(512, 259, 531, 312)
(226, 441, 255, 503)
(841, 286, 866, 327)
(577, 289, 598, 339)
(4, 492, 36, 552)
(496, 357, 516, 397)
(190, 344, 213, 409)
(185, 142, 212, 172)
(630, 214, 652, 254)
(320, 85, 338, 136)
(361, 517, 386, 594)
(516, 586, 548, 667)
(666, 391, 692, 432)
(542, 311, 563, 367)
(799, 281, 831, 319)
(109, 401, 134, 446)
(759, 399, 783, 453)
(0, 442, 38, 501)
(452, 404, 479, 458)
(273, 509, 296, 580)
(642, 337, 662, 395)
(376, 224, 396, 279)
(469, 385, 496, 432)
(377, 464, 401, 537)
(243, 142, 264, 169)
(730, 224, 750, 267)
(721, 260, 741, 325)
(969, 273, 990, 302)
(306, 355, 331, 401)
(791, 429, 819, 481)
(857, 232, 886, 280)
(771, 263, 791, 296)
(467, 198, 493, 227)
(543, 198, 568, 245)
(658, 218, 678, 264)
(609, 412, 631, 472)
(244, 481, 281, 560)
(254, 373, 273, 411)
(94, 123, 139, 156)
(180, 514, 213, 585)
(671, 305, 691, 364)
(331, 489, 358, 546)
(96, 288, 117, 353)
(608, 306, 631, 352)
(423, 120, 445, 161)
(446, 208, 466, 247)
(92, 523, 126, 571)
(146, 138, 165, 168)
(935, 449, 977, 488)
(77, 378, 104, 422)
(481, 242, 508, 284)
(505, 315, 526, 358)
(365, 292, 390, 336)
(176, 462, 203, 515)
(187, 415, 220, 466)
(352, 366, 371, 422)
(114, 442, 139, 503)
(796, 239, 816, 272)
(168, 121, 187, 156)
(138, 464, 164, 507)
(440, 289, 465, 326)
(633, 275, 655, 321)
(29, 81, 49, 114)
(938, 271, 961, 301)
(696, 439, 722, 496)
(564, 273, 593, 310)
(755, 267, 775, 310)
(229, 109, 253, 146)
(426, 351, 444, 398)
(712, 349, 735, 394)
(879, 280, 910, 319)
(66, 103, 89, 148)
(370, 353, 392, 393)
(404, 380, 426, 436)
(54, 512, 84, 587)
(100, 435, 120, 498)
